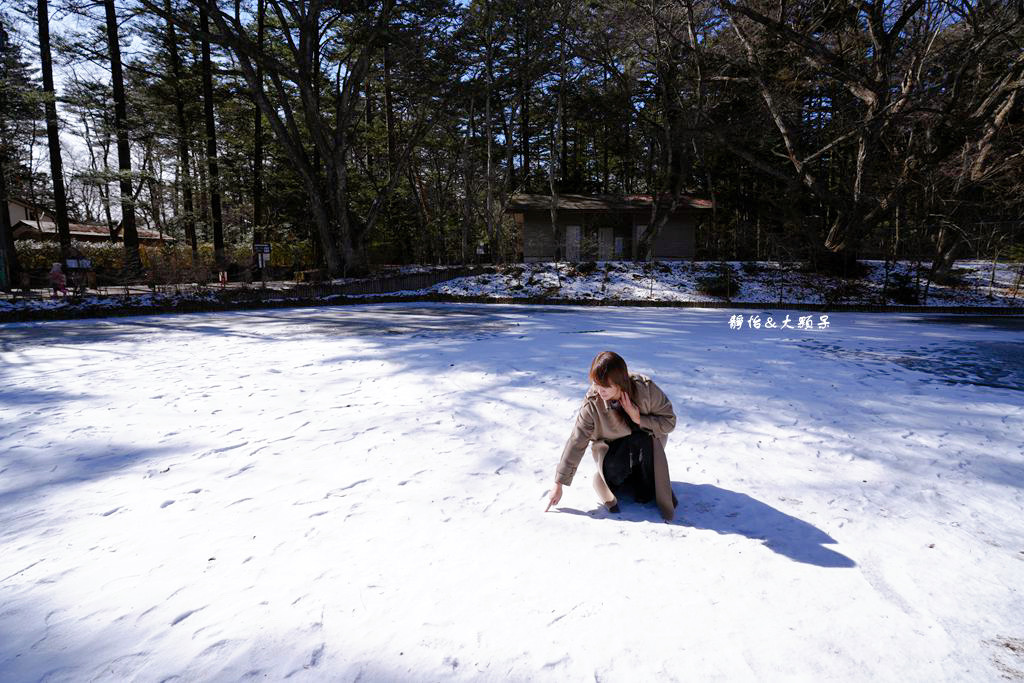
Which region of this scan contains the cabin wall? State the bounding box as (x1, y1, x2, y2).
(521, 210, 697, 262)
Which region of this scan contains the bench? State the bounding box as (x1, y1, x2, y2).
(65, 259, 96, 295)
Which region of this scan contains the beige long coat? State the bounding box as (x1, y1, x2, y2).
(555, 374, 677, 520)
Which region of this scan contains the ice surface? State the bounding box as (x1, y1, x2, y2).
(1, 303, 1022, 681)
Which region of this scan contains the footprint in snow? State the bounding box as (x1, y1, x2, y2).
(306, 643, 325, 669)
(200, 639, 234, 657)
(227, 464, 254, 479)
(212, 442, 248, 454)
(325, 479, 369, 497)
(170, 606, 205, 626)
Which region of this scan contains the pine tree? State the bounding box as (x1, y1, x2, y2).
(103, 0, 143, 276)
(37, 0, 72, 264)
(0, 14, 39, 287)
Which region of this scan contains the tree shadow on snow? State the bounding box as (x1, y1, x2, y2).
(557, 482, 855, 569)
(0, 442, 184, 510)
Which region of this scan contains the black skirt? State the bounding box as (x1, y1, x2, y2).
(601, 430, 656, 503)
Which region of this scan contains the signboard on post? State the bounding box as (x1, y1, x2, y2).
(253, 243, 271, 269)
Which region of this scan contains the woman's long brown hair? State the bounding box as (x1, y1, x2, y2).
(589, 351, 636, 403)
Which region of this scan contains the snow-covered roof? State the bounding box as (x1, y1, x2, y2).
(13, 219, 172, 242)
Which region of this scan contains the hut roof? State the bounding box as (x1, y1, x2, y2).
(505, 193, 713, 212)
(14, 220, 172, 242)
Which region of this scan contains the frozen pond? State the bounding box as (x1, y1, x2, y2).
(1, 304, 1022, 681)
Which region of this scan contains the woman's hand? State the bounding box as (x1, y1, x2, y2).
(620, 391, 641, 423)
(546, 482, 563, 511)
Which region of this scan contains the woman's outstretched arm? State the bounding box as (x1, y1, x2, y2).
(546, 404, 594, 511)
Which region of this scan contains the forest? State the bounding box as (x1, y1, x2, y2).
(0, 0, 1022, 285)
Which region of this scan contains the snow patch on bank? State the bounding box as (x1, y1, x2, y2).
(2, 260, 1021, 315)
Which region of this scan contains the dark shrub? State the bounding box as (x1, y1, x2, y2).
(802, 252, 870, 278)
(885, 273, 919, 304)
(696, 263, 741, 298)
(932, 267, 970, 288)
(824, 281, 866, 305)
(572, 261, 598, 276)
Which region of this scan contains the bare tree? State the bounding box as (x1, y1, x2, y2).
(713, 1, 1024, 273)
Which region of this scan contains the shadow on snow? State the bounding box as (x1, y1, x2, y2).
(555, 482, 856, 569)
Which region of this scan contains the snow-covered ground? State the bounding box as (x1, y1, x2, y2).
(2, 260, 1021, 317)
(1, 303, 1023, 681)
(427, 260, 1024, 306)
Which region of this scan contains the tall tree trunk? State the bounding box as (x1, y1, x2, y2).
(0, 146, 18, 289)
(383, 44, 397, 179)
(200, 3, 224, 269)
(311, 47, 326, 272)
(195, 144, 208, 241)
(252, 0, 265, 244)
(164, 0, 197, 263)
(460, 98, 474, 264)
(364, 80, 374, 176)
(549, 1, 567, 265)
(0, 70, 18, 287)
(147, 152, 164, 236)
(38, 0, 71, 265)
(638, 52, 687, 260)
(76, 105, 115, 240)
(930, 224, 963, 281)
(601, 66, 608, 194)
(383, 41, 396, 261)
(104, 0, 143, 276)
(406, 163, 429, 261)
(97, 118, 117, 240)
(484, 0, 495, 261)
(518, 10, 530, 191)
(0, 25, 20, 287)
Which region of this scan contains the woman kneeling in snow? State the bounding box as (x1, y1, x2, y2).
(547, 351, 678, 521)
